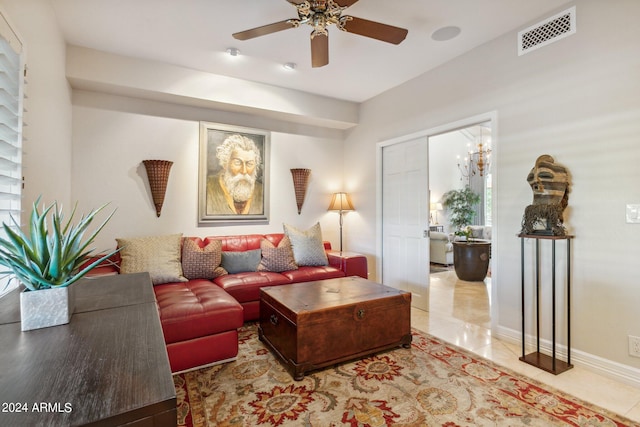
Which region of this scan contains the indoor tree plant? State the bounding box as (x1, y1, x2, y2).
(441, 186, 490, 281)
(441, 186, 481, 237)
(0, 197, 119, 331)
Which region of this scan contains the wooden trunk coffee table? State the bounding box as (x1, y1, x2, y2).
(258, 276, 412, 380)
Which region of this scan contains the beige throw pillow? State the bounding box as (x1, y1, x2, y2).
(283, 222, 328, 266)
(116, 234, 187, 285)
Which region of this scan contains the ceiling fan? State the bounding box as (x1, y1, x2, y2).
(232, 0, 408, 68)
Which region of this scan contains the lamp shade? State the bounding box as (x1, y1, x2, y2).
(328, 192, 355, 212)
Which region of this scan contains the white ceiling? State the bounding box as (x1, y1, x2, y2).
(50, 0, 573, 103)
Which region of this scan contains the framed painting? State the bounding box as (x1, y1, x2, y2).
(198, 122, 270, 224)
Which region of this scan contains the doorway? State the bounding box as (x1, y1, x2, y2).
(378, 113, 496, 326)
(427, 120, 494, 327)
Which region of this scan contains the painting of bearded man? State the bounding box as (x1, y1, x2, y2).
(199, 123, 269, 223)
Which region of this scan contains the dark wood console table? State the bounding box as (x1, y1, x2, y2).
(519, 234, 573, 375)
(0, 273, 176, 426)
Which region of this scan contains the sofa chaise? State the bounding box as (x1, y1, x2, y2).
(87, 233, 368, 373)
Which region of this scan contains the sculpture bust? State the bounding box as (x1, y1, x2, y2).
(521, 154, 570, 236)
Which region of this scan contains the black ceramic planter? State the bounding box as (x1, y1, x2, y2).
(452, 241, 491, 282)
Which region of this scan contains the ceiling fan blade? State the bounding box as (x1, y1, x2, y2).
(341, 16, 408, 44)
(286, 0, 308, 4)
(311, 33, 329, 68)
(334, 0, 360, 7)
(233, 20, 298, 41)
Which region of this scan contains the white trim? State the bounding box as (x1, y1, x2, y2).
(495, 325, 640, 389)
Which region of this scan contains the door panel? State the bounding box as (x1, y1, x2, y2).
(381, 138, 429, 311)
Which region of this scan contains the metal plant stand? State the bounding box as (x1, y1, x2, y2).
(519, 234, 574, 375)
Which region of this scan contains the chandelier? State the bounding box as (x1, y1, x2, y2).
(457, 126, 492, 181)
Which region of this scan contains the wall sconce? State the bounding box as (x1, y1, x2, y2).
(142, 160, 173, 217)
(328, 192, 355, 253)
(290, 168, 311, 214)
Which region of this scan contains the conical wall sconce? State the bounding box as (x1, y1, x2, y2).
(143, 159, 173, 217)
(290, 168, 311, 214)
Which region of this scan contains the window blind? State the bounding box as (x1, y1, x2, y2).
(0, 10, 24, 295)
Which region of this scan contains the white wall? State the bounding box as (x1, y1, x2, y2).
(429, 130, 472, 232)
(345, 0, 640, 376)
(71, 91, 345, 252)
(0, 0, 72, 211)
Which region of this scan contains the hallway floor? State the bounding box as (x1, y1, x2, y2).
(410, 270, 640, 423)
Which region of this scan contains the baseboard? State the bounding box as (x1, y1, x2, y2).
(494, 325, 640, 389)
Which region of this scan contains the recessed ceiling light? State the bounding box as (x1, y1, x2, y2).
(431, 26, 461, 42)
(226, 47, 240, 57)
(283, 62, 297, 71)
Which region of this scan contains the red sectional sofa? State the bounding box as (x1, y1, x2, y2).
(88, 233, 368, 373)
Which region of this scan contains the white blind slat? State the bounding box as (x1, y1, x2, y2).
(0, 47, 19, 69)
(0, 174, 20, 186)
(0, 139, 18, 156)
(0, 70, 17, 94)
(0, 106, 18, 130)
(0, 123, 18, 145)
(0, 88, 18, 112)
(0, 190, 20, 201)
(0, 157, 19, 170)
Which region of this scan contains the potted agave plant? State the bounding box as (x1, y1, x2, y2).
(0, 197, 119, 331)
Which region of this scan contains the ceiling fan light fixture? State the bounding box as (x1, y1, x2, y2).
(283, 62, 297, 71)
(231, 0, 408, 67)
(226, 47, 240, 57)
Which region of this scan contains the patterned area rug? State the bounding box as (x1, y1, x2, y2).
(173, 323, 637, 426)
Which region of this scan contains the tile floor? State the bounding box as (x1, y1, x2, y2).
(411, 270, 640, 422)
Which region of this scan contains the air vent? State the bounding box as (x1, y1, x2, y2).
(518, 6, 576, 56)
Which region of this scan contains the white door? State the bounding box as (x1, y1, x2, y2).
(381, 137, 430, 311)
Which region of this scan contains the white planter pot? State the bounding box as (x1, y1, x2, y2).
(20, 284, 76, 331)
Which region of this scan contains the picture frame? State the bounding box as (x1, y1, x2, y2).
(198, 122, 270, 225)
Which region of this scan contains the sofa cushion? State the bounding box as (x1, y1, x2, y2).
(283, 222, 328, 266)
(214, 272, 292, 303)
(282, 266, 345, 283)
(181, 238, 227, 280)
(221, 249, 261, 274)
(258, 235, 298, 272)
(153, 279, 243, 344)
(116, 234, 187, 285)
(467, 225, 492, 241)
(430, 231, 449, 241)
